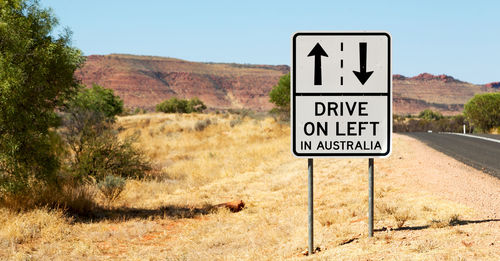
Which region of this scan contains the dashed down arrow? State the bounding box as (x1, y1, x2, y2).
(353, 42, 374, 85)
(308, 43, 328, 85)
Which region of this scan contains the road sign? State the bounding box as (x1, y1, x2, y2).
(291, 32, 392, 158)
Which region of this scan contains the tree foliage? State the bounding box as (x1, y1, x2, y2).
(0, 0, 83, 194)
(418, 109, 443, 121)
(156, 97, 207, 113)
(269, 73, 290, 111)
(70, 84, 124, 119)
(61, 85, 149, 183)
(464, 93, 500, 132)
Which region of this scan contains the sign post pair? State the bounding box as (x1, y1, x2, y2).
(291, 32, 392, 254)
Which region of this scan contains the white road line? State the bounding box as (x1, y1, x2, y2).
(442, 132, 500, 144)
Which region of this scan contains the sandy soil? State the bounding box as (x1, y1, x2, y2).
(378, 133, 500, 256)
(382, 134, 500, 220)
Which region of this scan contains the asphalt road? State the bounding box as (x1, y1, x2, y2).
(404, 132, 500, 179)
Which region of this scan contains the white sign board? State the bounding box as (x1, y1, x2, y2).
(291, 32, 392, 158)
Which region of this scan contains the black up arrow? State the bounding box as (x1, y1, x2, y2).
(308, 43, 328, 85)
(353, 42, 374, 85)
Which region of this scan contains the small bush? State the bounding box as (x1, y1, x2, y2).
(418, 109, 443, 121)
(61, 85, 151, 184)
(98, 175, 126, 204)
(230, 118, 243, 128)
(194, 119, 212, 131)
(394, 210, 413, 228)
(68, 129, 151, 182)
(187, 97, 207, 113)
(429, 219, 448, 228)
(133, 107, 145, 115)
(156, 97, 206, 113)
(269, 73, 290, 112)
(377, 202, 397, 216)
(429, 214, 461, 228)
(270, 107, 290, 122)
(393, 112, 467, 133)
(448, 214, 461, 226)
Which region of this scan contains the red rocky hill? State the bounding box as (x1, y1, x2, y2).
(76, 54, 288, 111)
(393, 73, 499, 115)
(76, 54, 499, 115)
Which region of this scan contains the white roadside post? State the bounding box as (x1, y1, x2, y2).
(291, 32, 392, 253)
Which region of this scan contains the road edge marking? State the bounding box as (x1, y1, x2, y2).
(441, 132, 500, 144)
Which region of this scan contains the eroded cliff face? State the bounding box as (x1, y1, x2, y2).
(76, 54, 499, 115)
(76, 54, 288, 111)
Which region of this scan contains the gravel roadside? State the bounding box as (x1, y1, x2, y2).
(380, 134, 500, 220)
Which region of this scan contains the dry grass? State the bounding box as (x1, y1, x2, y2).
(0, 112, 498, 260)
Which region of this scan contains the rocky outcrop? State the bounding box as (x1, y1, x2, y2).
(410, 73, 461, 83)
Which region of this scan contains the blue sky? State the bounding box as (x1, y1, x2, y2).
(43, 0, 499, 84)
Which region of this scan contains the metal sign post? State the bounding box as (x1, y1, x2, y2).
(308, 158, 314, 254)
(368, 158, 374, 237)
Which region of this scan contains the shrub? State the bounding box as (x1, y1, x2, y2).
(230, 118, 244, 128)
(269, 73, 290, 121)
(70, 84, 124, 119)
(133, 107, 145, 114)
(269, 73, 290, 111)
(70, 131, 150, 182)
(194, 119, 212, 131)
(156, 97, 206, 113)
(394, 210, 413, 228)
(97, 175, 126, 204)
(418, 109, 443, 121)
(464, 93, 500, 132)
(393, 113, 467, 133)
(61, 86, 151, 184)
(187, 97, 207, 113)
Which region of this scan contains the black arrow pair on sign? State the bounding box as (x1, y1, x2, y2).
(307, 42, 373, 85)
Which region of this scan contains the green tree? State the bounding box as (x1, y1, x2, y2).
(0, 0, 83, 195)
(269, 73, 290, 111)
(187, 97, 207, 113)
(464, 93, 500, 132)
(418, 109, 443, 121)
(70, 84, 124, 119)
(61, 85, 149, 183)
(156, 97, 206, 113)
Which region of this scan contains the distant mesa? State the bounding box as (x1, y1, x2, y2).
(76, 54, 288, 112)
(392, 73, 461, 83)
(75, 54, 500, 116)
(410, 73, 460, 83)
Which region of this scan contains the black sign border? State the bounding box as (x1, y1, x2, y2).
(291, 32, 392, 157)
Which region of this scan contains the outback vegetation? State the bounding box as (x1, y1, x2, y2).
(394, 93, 500, 133)
(0, 0, 82, 207)
(0, 1, 499, 260)
(393, 110, 467, 133)
(1, 112, 498, 259)
(464, 93, 500, 133)
(0, 1, 150, 211)
(269, 73, 290, 120)
(155, 97, 206, 114)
